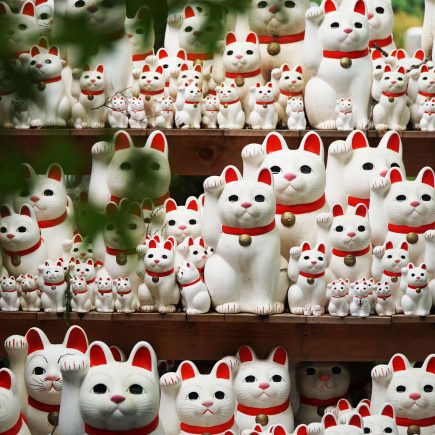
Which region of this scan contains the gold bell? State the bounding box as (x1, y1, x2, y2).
(340, 57, 352, 69)
(37, 82, 46, 91)
(407, 425, 420, 435)
(416, 288, 422, 294)
(307, 277, 315, 285)
(152, 276, 159, 284)
(145, 96, 151, 101)
(281, 212, 296, 227)
(47, 411, 59, 428)
(391, 276, 398, 283)
(88, 95, 94, 101)
(11, 256, 21, 267)
(223, 103, 228, 109)
(267, 42, 281, 56)
(406, 232, 418, 244)
(255, 413, 269, 426)
(116, 253, 127, 266)
(239, 234, 252, 247)
(193, 59, 203, 67)
(344, 254, 356, 267)
(388, 97, 395, 103)
(235, 76, 245, 87)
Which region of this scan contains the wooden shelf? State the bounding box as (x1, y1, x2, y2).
(0, 312, 433, 361)
(0, 129, 433, 176)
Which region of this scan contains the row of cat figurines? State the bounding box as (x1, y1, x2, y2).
(2, 326, 435, 435)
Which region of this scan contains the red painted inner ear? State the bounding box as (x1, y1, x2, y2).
(149, 132, 166, 153)
(47, 165, 62, 181)
(332, 204, 344, 217)
(389, 168, 403, 184)
(386, 133, 401, 153)
(187, 199, 199, 212)
(258, 168, 272, 186)
(110, 347, 122, 361)
(131, 346, 152, 371)
(106, 203, 118, 216)
(324, 414, 337, 429)
(90, 344, 108, 367)
(114, 132, 131, 151)
(0, 370, 11, 390)
(226, 32, 236, 45)
(338, 399, 350, 410)
(49, 46, 59, 56)
(415, 50, 425, 60)
(296, 426, 308, 435)
(351, 131, 368, 149)
(385, 241, 393, 250)
(421, 168, 435, 188)
(265, 134, 284, 154)
(318, 244, 325, 254)
(0, 206, 11, 218)
(184, 5, 195, 19)
(215, 362, 230, 379)
(238, 346, 254, 363)
(246, 32, 257, 44)
(273, 426, 286, 435)
(359, 404, 371, 417)
(177, 50, 186, 60)
(148, 240, 157, 249)
(26, 328, 45, 355)
(31, 46, 40, 57)
(426, 356, 435, 374)
(73, 234, 83, 243)
(65, 326, 88, 353)
(158, 49, 168, 59)
(400, 242, 408, 251)
(165, 199, 177, 213)
(354, 0, 366, 15)
(96, 65, 104, 73)
(164, 241, 173, 251)
(22, 1, 34, 16)
(180, 362, 196, 380)
(272, 347, 287, 365)
(302, 242, 311, 252)
(349, 415, 362, 428)
(324, 0, 337, 13)
(355, 204, 367, 218)
(303, 133, 321, 156)
(381, 404, 394, 418)
(392, 354, 407, 372)
(372, 50, 381, 60)
(224, 167, 239, 183)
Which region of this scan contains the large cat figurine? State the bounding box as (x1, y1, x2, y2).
(4, 326, 88, 435)
(34, 0, 54, 35)
(242, 131, 327, 259)
(13, 163, 74, 260)
(325, 130, 405, 209)
(369, 167, 435, 264)
(370, 353, 435, 435)
(366, 0, 395, 52)
(59, 340, 163, 435)
(88, 130, 171, 210)
(303, 0, 372, 129)
(202, 166, 288, 314)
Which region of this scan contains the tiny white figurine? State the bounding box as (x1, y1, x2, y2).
(286, 96, 307, 130)
(17, 274, 40, 312)
(349, 279, 371, 317)
(410, 65, 435, 128)
(327, 279, 350, 317)
(375, 281, 395, 316)
(177, 261, 210, 314)
(420, 97, 435, 131)
(114, 277, 137, 313)
(11, 96, 31, 129)
(128, 96, 147, 128)
(175, 82, 202, 129)
(108, 95, 129, 129)
(95, 276, 114, 313)
(216, 82, 246, 129)
(38, 260, 70, 313)
(70, 276, 91, 313)
(202, 94, 219, 128)
(156, 96, 175, 128)
(335, 98, 354, 130)
(249, 82, 278, 130)
(62, 233, 94, 262)
(400, 263, 432, 316)
(318, 413, 364, 435)
(357, 402, 398, 435)
(0, 276, 20, 312)
(177, 236, 208, 275)
(71, 258, 96, 305)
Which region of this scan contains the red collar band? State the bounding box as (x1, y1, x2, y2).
(140, 89, 164, 97)
(28, 396, 60, 413)
(208, 90, 217, 96)
(424, 111, 435, 114)
(106, 246, 137, 256)
(332, 245, 371, 257)
(33, 75, 62, 85)
(38, 211, 68, 229)
(146, 269, 174, 278)
(222, 220, 276, 237)
(0, 414, 26, 435)
(382, 91, 406, 98)
(117, 290, 132, 295)
(44, 280, 65, 287)
(258, 32, 305, 44)
(256, 100, 274, 105)
(300, 392, 349, 407)
(347, 196, 370, 208)
(281, 90, 302, 97)
(323, 48, 369, 59)
(226, 68, 261, 79)
(419, 91, 435, 97)
(396, 416, 435, 428)
(237, 399, 290, 416)
(276, 195, 326, 215)
(384, 269, 401, 278)
(73, 289, 87, 295)
(98, 289, 112, 295)
(408, 283, 427, 290)
(3, 238, 42, 257)
(220, 98, 239, 106)
(22, 287, 38, 293)
(186, 52, 213, 61)
(86, 278, 96, 285)
(85, 416, 159, 435)
(378, 294, 391, 300)
(300, 271, 325, 279)
(132, 50, 154, 62)
(388, 222, 435, 234)
(369, 34, 393, 48)
(185, 100, 200, 105)
(180, 416, 234, 435)
(82, 89, 105, 96)
(180, 276, 202, 288)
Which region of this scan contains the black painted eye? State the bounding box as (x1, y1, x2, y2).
(304, 255, 310, 260)
(128, 384, 143, 394)
(398, 77, 403, 81)
(0, 227, 6, 234)
(107, 224, 114, 231)
(228, 195, 238, 202)
(318, 256, 324, 261)
(33, 367, 45, 375)
(75, 0, 85, 7)
(102, 0, 114, 7)
(396, 194, 406, 201)
(93, 383, 108, 394)
(30, 61, 36, 66)
(246, 50, 254, 55)
(423, 77, 428, 80)
(189, 219, 197, 225)
(162, 254, 168, 259)
(227, 50, 234, 55)
(17, 226, 27, 233)
(188, 391, 199, 400)
(18, 24, 27, 30)
(355, 22, 363, 28)
(375, 6, 384, 13)
(376, 65, 382, 69)
(136, 28, 144, 34)
(88, 249, 93, 253)
(168, 219, 176, 226)
(332, 366, 342, 374)
(258, 0, 268, 7)
(364, 428, 371, 434)
(193, 250, 198, 255)
(150, 162, 161, 171)
(300, 165, 312, 174)
(43, 189, 54, 196)
(396, 385, 406, 392)
(385, 76, 390, 80)
(120, 162, 132, 171)
(270, 166, 281, 174)
(185, 26, 193, 32)
(45, 59, 52, 64)
(363, 162, 374, 170)
(424, 385, 433, 392)
(128, 223, 137, 230)
(245, 375, 256, 382)
(306, 367, 316, 375)
(358, 225, 366, 232)
(272, 374, 282, 382)
(214, 391, 225, 399)
(39, 13, 50, 19)
(144, 217, 151, 224)
(255, 195, 265, 202)
(384, 428, 393, 433)
(285, 0, 296, 7)
(401, 255, 406, 259)
(148, 253, 154, 258)
(411, 273, 415, 277)
(387, 254, 392, 259)
(154, 76, 159, 80)
(331, 22, 339, 28)
(335, 225, 344, 232)
(73, 247, 79, 252)
(422, 194, 431, 201)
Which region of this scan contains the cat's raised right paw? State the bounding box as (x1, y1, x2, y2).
(61, 355, 88, 379)
(203, 176, 224, 195)
(241, 143, 265, 165)
(290, 247, 301, 258)
(271, 68, 282, 80)
(371, 364, 392, 380)
(371, 176, 391, 194)
(328, 140, 351, 155)
(316, 212, 332, 227)
(91, 141, 112, 156)
(306, 6, 324, 23)
(4, 335, 27, 353)
(373, 246, 385, 258)
(160, 372, 181, 388)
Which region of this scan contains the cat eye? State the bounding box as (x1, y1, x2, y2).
(387, 254, 392, 258)
(331, 22, 339, 28)
(75, 0, 85, 7)
(168, 220, 176, 226)
(376, 65, 382, 69)
(384, 428, 393, 433)
(398, 77, 403, 81)
(17, 226, 27, 233)
(257, 1, 268, 7)
(401, 255, 406, 259)
(270, 166, 282, 174)
(43, 189, 54, 196)
(45, 60, 52, 64)
(128, 384, 143, 394)
(306, 367, 316, 375)
(332, 366, 342, 374)
(182, 75, 187, 79)
(335, 225, 344, 232)
(93, 383, 108, 394)
(247, 50, 254, 55)
(150, 162, 161, 171)
(144, 218, 151, 224)
(0, 227, 6, 233)
(304, 255, 309, 260)
(245, 375, 256, 382)
(84, 75, 90, 79)
(106, 224, 114, 231)
(154, 76, 159, 80)
(101, 0, 114, 7)
(136, 28, 144, 34)
(424, 385, 433, 392)
(396, 385, 406, 392)
(422, 194, 431, 201)
(128, 223, 137, 230)
(188, 391, 199, 400)
(120, 162, 132, 171)
(364, 429, 371, 434)
(300, 165, 312, 174)
(354, 22, 363, 28)
(423, 77, 428, 80)
(184, 26, 193, 32)
(362, 162, 374, 170)
(214, 391, 225, 399)
(318, 256, 324, 261)
(148, 254, 154, 258)
(33, 367, 46, 375)
(96, 75, 101, 79)
(30, 61, 36, 66)
(396, 195, 406, 201)
(384, 76, 390, 80)
(193, 250, 198, 255)
(228, 195, 239, 202)
(390, 163, 400, 168)
(227, 50, 234, 55)
(375, 6, 384, 13)
(39, 13, 50, 19)
(189, 219, 197, 225)
(272, 375, 282, 382)
(255, 195, 265, 202)
(162, 254, 168, 259)
(285, 0, 296, 6)
(18, 24, 27, 30)
(20, 190, 29, 197)
(357, 225, 365, 232)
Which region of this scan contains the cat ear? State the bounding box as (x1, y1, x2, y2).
(142, 64, 150, 73)
(332, 204, 344, 217)
(0, 2, 11, 15)
(357, 402, 371, 417)
(48, 46, 59, 57)
(30, 46, 40, 57)
(179, 360, 199, 380)
(395, 49, 407, 60)
(264, 132, 287, 153)
(267, 82, 273, 88)
(421, 263, 427, 270)
(257, 168, 272, 186)
(349, 130, 368, 150)
(324, 0, 337, 13)
(389, 168, 403, 184)
(355, 203, 367, 218)
(400, 242, 408, 251)
(26, 327, 50, 355)
(223, 166, 241, 184)
(420, 65, 429, 73)
(378, 130, 402, 156)
(113, 130, 133, 152)
(165, 198, 177, 213)
(300, 131, 323, 157)
(230, 83, 236, 88)
(422, 354, 435, 374)
(144, 130, 168, 157)
(371, 49, 382, 60)
(337, 398, 351, 411)
(390, 353, 410, 371)
(177, 49, 186, 60)
(63, 325, 88, 353)
(414, 49, 425, 61)
(193, 64, 202, 74)
(385, 241, 393, 250)
(96, 64, 104, 73)
(396, 66, 405, 75)
(256, 82, 261, 88)
(237, 345, 256, 363)
(302, 242, 311, 251)
(73, 234, 83, 243)
(184, 5, 196, 18)
(271, 426, 287, 435)
(155, 65, 164, 75)
(21, 163, 36, 179)
(317, 243, 326, 254)
(269, 346, 287, 366)
(20, 204, 35, 219)
(46, 163, 63, 182)
(0, 369, 12, 390)
(181, 63, 189, 72)
(349, 414, 362, 429)
(353, 0, 366, 15)
(416, 167, 435, 188)
(282, 64, 290, 72)
(380, 403, 395, 419)
(187, 237, 194, 247)
(164, 240, 173, 251)
(226, 32, 236, 45)
(157, 48, 168, 59)
(186, 197, 199, 212)
(110, 346, 123, 362)
(294, 426, 308, 435)
(105, 202, 118, 216)
(213, 361, 231, 380)
(384, 64, 392, 73)
(408, 263, 414, 269)
(246, 32, 258, 44)
(0, 205, 12, 218)
(20, 1, 34, 17)
(148, 239, 157, 249)
(323, 414, 337, 429)
(129, 341, 155, 373)
(295, 65, 303, 74)
(128, 202, 142, 219)
(89, 341, 113, 367)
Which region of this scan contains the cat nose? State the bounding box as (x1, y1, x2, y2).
(379, 169, 388, 177)
(343, 28, 353, 34)
(179, 225, 187, 230)
(269, 5, 280, 13)
(319, 374, 330, 382)
(45, 375, 60, 382)
(236, 54, 243, 59)
(111, 395, 126, 404)
(291, 80, 297, 84)
(87, 4, 98, 12)
(410, 201, 420, 207)
(36, 64, 43, 69)
(154, 259, 160, 264)
(368, 12, 374, 19)
(259, 382, 270, 390)
(6, 234, 14, 239)
(431, 81, 435, 85)
(202, 401, 213, 407)
(347, 231, 356, 238)
(147, 80, 152, 83)
(395, 259, 400, 263)
(91, 79, 96, 83)
(127, 33, 133, 39)
(409, 393, 421, 400)
(241, 202, 252, 209)
(311, 261, 317, 265)
(284, 172, 296, 181)
(391, 80, 396, 84)
(30, 195, 40, 203)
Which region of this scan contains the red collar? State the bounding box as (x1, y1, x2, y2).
(3, 237, 43, 257)
(323, 48, 369, 59)
(300, 392, 349, 407)
(222, 220, 276, 237)
(44, 280, 65, 287)
(0, 89, 15, 96)
(1, 287, 17, 293)
(408, 283, 427, 290)
(180, 416, 234, 435)
(106, 246, 137, 256)
(256, 100, 274, 105)
(146, 268, 174, 278)
(220, 98, 239, 106)
(180, 276, 202, 288)
(38, 211, 68, 229)
(382, 91, 406, 98)
(226, 68, 261, 79)
(332, 245, 371, 257)
(22, 286, 38, 293)
(0, 413, 26, 435)
(419, 90, 435, 97)
(132, 50, 154, 62)
(424, 111, 435, 114)
(237, 399, 290, 416)
(388, 222, 435, 234)
(82, 89, 105, 96)
(85, 416, 159, 435)
(348, 196, 370, 208)
(185, 100, 200, 105)
(33, 75, 62, 85)
(28, 396, 60, 413)
(208, 90, 217, 96)
(86, 278, 96, 285)
(140, 89, 164, 97)
(73, 288, 87, 295)
(300, 271, 325, 279)
(98, 289, 112, 295)
(186, 52, 213, 61)
(117, 290, 132, 295)
(384, 269, 401, 278)
(111, 192, 170, 207)
(281, 90, 302, 97)
(276, 194, 326, 215)
(258, 31, 305, 44)
(369, 34, 393, 48)
(396, 416, 435, 428)
(378, 294, 392, 300)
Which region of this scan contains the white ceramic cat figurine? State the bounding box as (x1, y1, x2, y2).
(357, 402, 398, 435)
(153, 48, 186, 97)
(71, 259, 96, 306)
(202, 166, 287, 314)
(0, 204, 47, 277)
(138, 237, 179, 313)
(38, 260, 70, 312)
(14, 163, 74, 261)
(327, 280, 350, 317)
(242, 131, 328, 260)
(177, 237, 208, 275)
(315, 413, 364, 435)
(373, 65, 410, 131)
(128, 96, 147, 128)
(233, 345, 294, 432)
(70, 276, 91, 313)
(288, 242, 327, 316)
(420, 97, 435, 131)
(95, 276, 114, 312)
(159, 360, 237, 435)
(335, 98, 354, 130)
(175, 82, 202, 128)
(59, 340, 162, 435)
(272, 64, 304, 126)
(287, 97, 307, 130)
(173, 63, 204, 104)
(349, 279, 371, 317)
(0, 276, 20, 311)
(303, 0, 372, 129)
(202, 94, 219, 128)
(216, 82, 246, 128)
(62, 233, 94, 262)
(11, 96, 31, 129)
(4, 326, 88, 435)
(372, 241, 409, 312)
(34, 0, 53, 35)
(366, 0, 395, 52)
(249, 82, 278, 129)
(156, 96, 175, 128)
(400, 263, 432, 316)
(371, 49, 391, 102)
(370, 353, 435, 435)
(177, 261, 210, 314)
(326, 129, 405, 209)
(114, 276, 137, 313)
(409, 66, 435, 128)
(375, 281, 395, 316)
(72, 64, 107, 129)
(0, 62, 18, 128)
(17, 274, 40, 312)
(295, 362, 350, 424)
(108, 95, 129, 128)
(89, 129, 171, 209)
(369, 167, 435, 264)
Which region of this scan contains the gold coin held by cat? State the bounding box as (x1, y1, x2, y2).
(406, 232, 418, 244)
(307, 277, 315, 285)
(235, 77, 245, 87)
(11, 256, 21, 267)
(255, 414, 269, 426)
(344, 254, 356, 267)
(340, 57, 352, 69)
(267, 42, 280, 56)
(407, 425, 420, 435)
(281, 212, 296, 227)
(239, 234, 252, 247)
(116, 253, 127, 266)
(391, 276, 398, 283)
(152, 276, 159, 284)
(37, 82, 46, 92)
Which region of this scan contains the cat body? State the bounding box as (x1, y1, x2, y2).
(175, 82, 202, 129)
(38, 260, 70, 312)
(335, 98, 354, 130)
(287, 96, 306, 130)
(375, 281, 395, 316)
(249, 82, 278, 129)
(0, 62, 18, 128)
(327, 279, 350, 317)
(420, 97, 435, 131)
(156, 96, 175, 128)
(0, 276, 20, 311)
(128, 96, 147, 128)
(70, 276, 91, 313)
(202, 94, 219, 128)
(114, 277, 137, 313)
(17, 274, 40, 311)
(95, 276, 114, 312)
(216, 83, 246, 128)
(107, 95, 128, 128)
(400, 263, 432, 316)
(349, 279, 371, 317)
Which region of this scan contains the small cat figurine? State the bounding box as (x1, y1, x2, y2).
(128, 96, 147, 128)
(366, 0, 396, 52)
(175, 82, 202, 128)
(316, 414, 364, 435)
(202, 94, 219, 128)
(0, 276, 20, 311)
(70, 276, 91, 313)
(34, 0, 53, 35)
(327, 279, 350, 317)
(286, 96, 306, 130)
(349, 279, 371, 317)
(373, 65, 410, 131)
(153, 48, 186, 97)
(38, 260, 70, 313)
(177, 260, 211, 314)
(72, 64, 107, 129)
(114, 276, 138, 313)
(400, 263, 431, 316)
(173, 63, 204, 105)
(95, 276, 114, 313)
(249, 82, 278, 129)
(11, 96, 31, 129)
(410, 65, 435, 127)
(288, 242, 327, 316)
(17, 274, 40, 312)
(357, 402, 398, 435)
(216, 82, 246, 129)
(420, 97, 435, 131)
(71, 258, 96, 305)
(4, 326, 88, 435)
(108, 95, 129, 128)
(177, 236, 208, 275)
(62, 233, 94, 262)
(335, 98, 354, 131)
(375, 281, 395, 316)
(0, 61, 18, 128)
(156, 96, 175, 128)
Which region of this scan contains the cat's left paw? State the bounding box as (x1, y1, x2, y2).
(60, 355, 88, 380)
(424, 230, 435, 243)
(255, 304, 273, 315)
